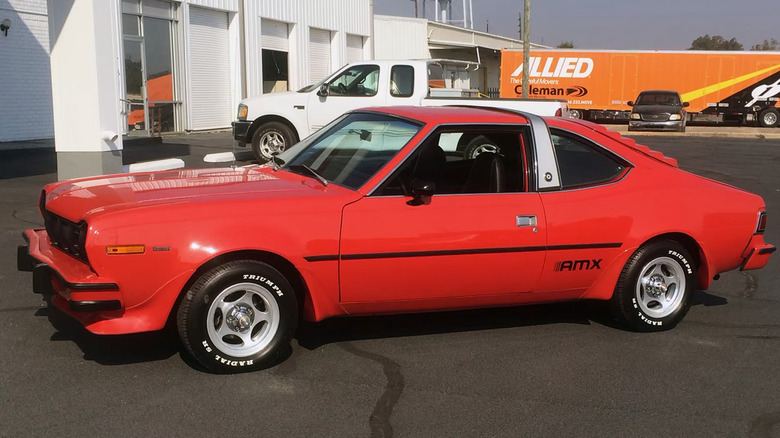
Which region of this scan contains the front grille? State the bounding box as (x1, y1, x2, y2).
(40, 191, 89, 264)
(642, 113, 670, 121)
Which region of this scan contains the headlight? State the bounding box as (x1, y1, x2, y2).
(669, 114, 681, 121)
(630, 113, 641, 120)
(237, 104, 248, 121)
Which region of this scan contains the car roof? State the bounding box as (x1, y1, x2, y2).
(638, 90, 680, 95)
(356, 105, 530, 126)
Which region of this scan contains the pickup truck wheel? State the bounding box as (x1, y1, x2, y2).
(177, 260, 298, 373)
(569, 109, 583, 119)
(464, 135, 501, 159)
(251, 122, 295, 163)
(759, 108, 779, 127)
(609, 240, 695, 332)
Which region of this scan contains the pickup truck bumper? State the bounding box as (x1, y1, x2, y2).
(232, 120, 251, 147)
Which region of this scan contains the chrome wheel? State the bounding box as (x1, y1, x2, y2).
(762, 111, 778, 126)
(206, 282, 280, 357)
(259, 131, 286, 160)
(635, 256, 686, 319)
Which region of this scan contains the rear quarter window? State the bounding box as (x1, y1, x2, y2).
(551, 129, 629, 189)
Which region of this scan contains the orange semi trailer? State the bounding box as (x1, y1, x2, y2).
(500, 49, 780, 127)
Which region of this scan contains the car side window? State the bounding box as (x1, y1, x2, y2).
(390, 65, 414, 97)
(329, 65, 380, 96)
(551, 129, 628, 189)
(374, 127, 529, 196)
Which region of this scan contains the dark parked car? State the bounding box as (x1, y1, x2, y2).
(628, 90, 689, 132)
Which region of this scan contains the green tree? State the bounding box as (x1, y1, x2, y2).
(750, 39, 779, 51)
(689, 34, 743, 50)
(556, 40, 575, 49)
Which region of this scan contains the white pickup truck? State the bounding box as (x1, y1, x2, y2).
(232, 59, 569, 162)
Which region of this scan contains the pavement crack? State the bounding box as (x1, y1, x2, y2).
(339, 342, 404, 438)
(12, 209, 43, 227)
(740, 271, 758, 299)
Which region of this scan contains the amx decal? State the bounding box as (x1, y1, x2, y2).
(511, 57, 594, 79)
(554, 259, 602, 271)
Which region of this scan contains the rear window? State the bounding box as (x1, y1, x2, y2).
(551, 129, 629, 189)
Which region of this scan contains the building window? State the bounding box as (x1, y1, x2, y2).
(121, 0, 180, 135)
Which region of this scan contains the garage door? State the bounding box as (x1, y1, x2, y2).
(261, 19, 289, 51)
(309, 28, 332, 84)
(346, 34, 364, 64)
(188, 7, 231, 130)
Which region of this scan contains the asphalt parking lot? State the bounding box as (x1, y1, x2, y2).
(1, 128, 779, 437)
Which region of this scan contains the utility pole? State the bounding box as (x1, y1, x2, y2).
(413, 0, 418, 18)
(518, 12, 521, 40)
(522, 0, 530, 99)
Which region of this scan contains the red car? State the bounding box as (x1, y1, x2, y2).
(18, 106, 775, 373)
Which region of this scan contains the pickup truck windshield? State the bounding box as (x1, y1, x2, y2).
(282, 113, 421, 190)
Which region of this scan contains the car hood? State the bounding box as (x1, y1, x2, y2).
(241, 91, 308, 119)
(632, 104, 682, 114)
(42, 166, 352, 223)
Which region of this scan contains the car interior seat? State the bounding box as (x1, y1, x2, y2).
(464, 152, 505, 193)
(412, 144, 446, 188)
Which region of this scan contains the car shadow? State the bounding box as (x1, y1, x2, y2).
(296, 301, 597, 351)
(37, 305, 184, 367)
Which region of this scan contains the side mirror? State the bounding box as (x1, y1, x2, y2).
(407, 179, 435, 206)
(683, 102, 690, 107)
(317, 84, 329, 97)
(627, 101, 634, 107)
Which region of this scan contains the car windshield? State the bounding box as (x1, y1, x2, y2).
(636, 93, 681, 106)
(278, 113, 422, 190)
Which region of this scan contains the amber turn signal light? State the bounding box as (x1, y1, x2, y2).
(106, 245, 145, 255)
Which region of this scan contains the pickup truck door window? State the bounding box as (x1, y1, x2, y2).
(339, 126, 547, 304)
(307, 65, 387, 132)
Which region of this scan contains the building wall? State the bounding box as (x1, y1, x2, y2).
(244, 0, 372, 97)
(374, 15, 429, 60)
(0, 0, 53, 142)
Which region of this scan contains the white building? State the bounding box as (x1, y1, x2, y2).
(0, 0, 536, 178)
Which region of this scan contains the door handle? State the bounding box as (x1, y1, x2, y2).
(516, 215, 537, 227)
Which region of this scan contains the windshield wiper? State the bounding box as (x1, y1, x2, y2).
(286, 164, 328, 186)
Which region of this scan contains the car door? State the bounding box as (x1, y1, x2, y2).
(307, 64, 387, 132)
(338, 126, 548, 305)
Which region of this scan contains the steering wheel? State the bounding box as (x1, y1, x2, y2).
(337, 83, 348, 95)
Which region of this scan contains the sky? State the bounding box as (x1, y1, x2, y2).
(372, 0, 780, 51)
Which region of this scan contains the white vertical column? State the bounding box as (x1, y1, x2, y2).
(47, 0, 124, 180)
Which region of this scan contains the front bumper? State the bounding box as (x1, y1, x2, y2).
(628, 120, 683, 131)
(18, 229, 122, 313)
(740, 234, 776, 271)
(232, 120, 252, 147)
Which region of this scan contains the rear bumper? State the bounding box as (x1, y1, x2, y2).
(740, 234, 776, 271)
(232, 120, 251, 147)
(18, 229, 123, 313)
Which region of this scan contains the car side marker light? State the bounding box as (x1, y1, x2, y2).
(106, 245, 145, 255)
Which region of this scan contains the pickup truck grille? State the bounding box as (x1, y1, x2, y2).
(40, 191, 89, 264)
(642, 113, 670, 121)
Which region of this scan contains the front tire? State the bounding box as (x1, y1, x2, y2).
(251, 122, 296, 163)
(177, 260, 298, 373)
(610, 240, 696, 332)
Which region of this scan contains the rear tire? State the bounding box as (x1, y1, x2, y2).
(609, 240, 696, 332)
(177, 260, 298, 373)
(758, 108, 779, 127)
(463, 135, 501, 159)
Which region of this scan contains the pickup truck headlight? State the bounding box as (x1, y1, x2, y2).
(669, 114, 682, 121)
(630, 113, 641, 120)
(237, 104, 248, 121)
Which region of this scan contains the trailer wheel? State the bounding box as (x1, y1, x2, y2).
(569, 109, 583, 119)
(759, 109, 779, 127)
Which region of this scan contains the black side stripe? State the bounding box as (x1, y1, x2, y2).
(304, 242, 622, 262)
